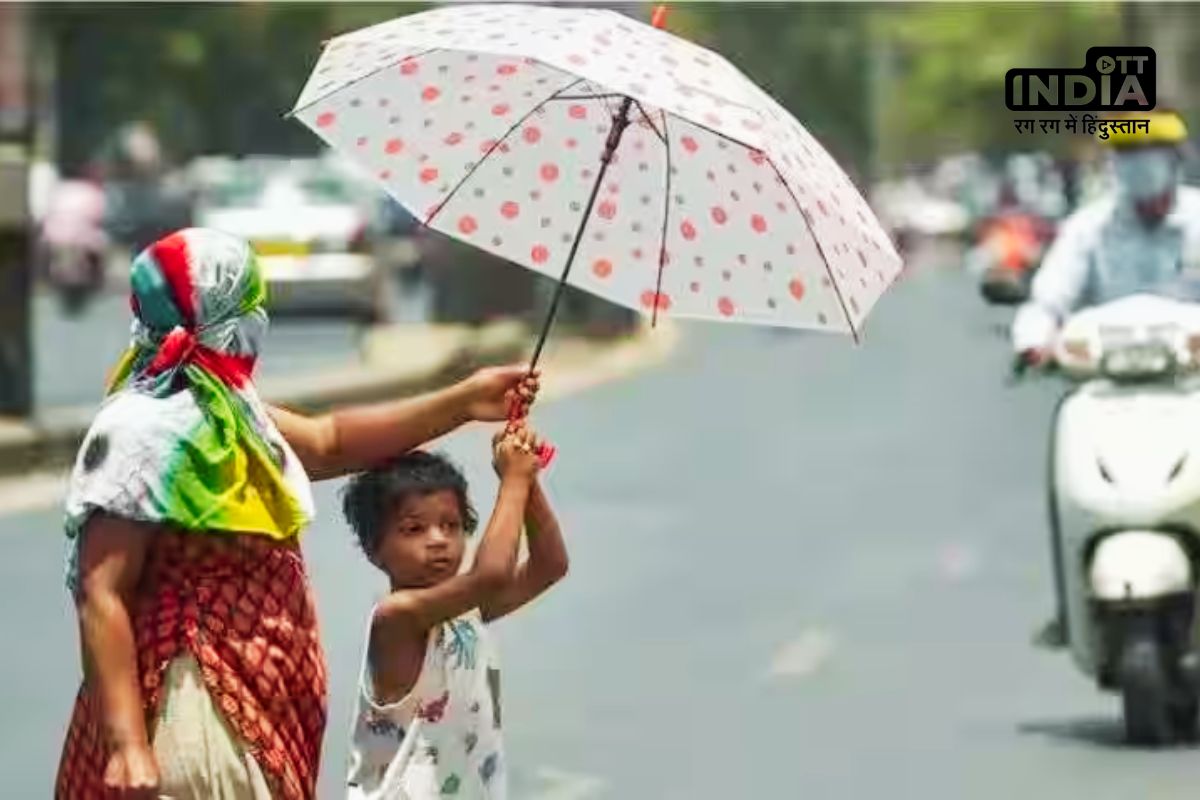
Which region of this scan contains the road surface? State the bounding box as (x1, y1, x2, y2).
(6, 261, 1200, 798)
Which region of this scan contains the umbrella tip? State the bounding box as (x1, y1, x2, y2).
(651, 5, 669, 29)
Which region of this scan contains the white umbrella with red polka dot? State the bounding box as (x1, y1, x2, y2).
(291, 3, 902, 363)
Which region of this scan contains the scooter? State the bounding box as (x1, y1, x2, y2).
(1023, 293, 1200, 745)
(38, 178, 110, 316)
(972, 211, 1054, 306)
(43, 243, 106, 315)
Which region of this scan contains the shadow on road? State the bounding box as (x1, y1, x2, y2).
(1018, 717, 1126, 748)
(1018, 718, 1200, 752)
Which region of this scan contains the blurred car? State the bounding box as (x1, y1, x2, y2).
(871, 175, 970, 247)
(906, 197, 971, 237)
(194, 158, 390, 322)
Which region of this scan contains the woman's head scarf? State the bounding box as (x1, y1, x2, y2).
(64, 228, 314, 591)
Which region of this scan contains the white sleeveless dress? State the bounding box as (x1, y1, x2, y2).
(347, 611, 506, 800)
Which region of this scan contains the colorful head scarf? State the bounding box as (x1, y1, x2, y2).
(64, 228, 314, 591)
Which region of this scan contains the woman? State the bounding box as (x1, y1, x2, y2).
(54, 228, 537, 799)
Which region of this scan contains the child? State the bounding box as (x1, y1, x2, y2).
(343, 423, 568, 799)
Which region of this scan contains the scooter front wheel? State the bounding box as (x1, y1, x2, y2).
(58, 286, 90, 316)
(1120, 632, 1173, 746)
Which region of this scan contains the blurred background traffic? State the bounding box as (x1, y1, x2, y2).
(4, 2, 1199, 418)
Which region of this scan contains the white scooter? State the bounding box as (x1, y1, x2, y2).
(1031, 293, 1200, 745)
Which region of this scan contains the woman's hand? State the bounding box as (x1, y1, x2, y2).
(464, 366, 540, 422)
(269, 366, 540, 480)
(493, 423, 542, 481)
(102, 742, 159, 798)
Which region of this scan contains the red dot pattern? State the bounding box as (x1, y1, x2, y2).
(294, 4, 901, 332)
(640, 290, 672, 311)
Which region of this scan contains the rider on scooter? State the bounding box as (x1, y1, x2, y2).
(1012, 108, 1200, 647)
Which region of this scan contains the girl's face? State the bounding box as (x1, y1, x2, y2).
(375, 490, 467, 589)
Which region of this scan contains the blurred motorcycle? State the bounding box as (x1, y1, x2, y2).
(1016, 294, 1200, 745)
(38, 179, 109, 315)
(970, 210, 1053, 306)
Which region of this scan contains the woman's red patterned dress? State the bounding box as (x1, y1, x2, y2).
(55, 531, 328, 799)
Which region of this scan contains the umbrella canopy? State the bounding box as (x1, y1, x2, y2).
(291, 3, 902, 341)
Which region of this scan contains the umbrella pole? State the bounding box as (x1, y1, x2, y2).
(528, 96, 634, 371)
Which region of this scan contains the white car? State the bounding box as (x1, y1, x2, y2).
(194, 158, 390, 322)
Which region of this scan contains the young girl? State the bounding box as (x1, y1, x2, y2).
(342, 424, 567, 799)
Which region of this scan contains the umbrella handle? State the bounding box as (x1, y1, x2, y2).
(536, 442, 557, 469)
(506, 398, 557, 471)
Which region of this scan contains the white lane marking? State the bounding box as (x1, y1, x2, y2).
(767, 628, 837, 680)
(936, 541, 980, 582)
(0, 470, 69, 518)
(529, 766, 606, 800)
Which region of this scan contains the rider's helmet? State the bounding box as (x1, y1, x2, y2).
(1100, 108, 1189, 225)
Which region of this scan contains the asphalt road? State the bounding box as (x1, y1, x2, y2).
(8, 257, 1200, 798)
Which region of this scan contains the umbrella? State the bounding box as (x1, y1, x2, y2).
(290, 3, 903, 369)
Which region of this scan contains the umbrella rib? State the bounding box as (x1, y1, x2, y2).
(529, 96, 635, 369)
(674, 82, 762, 118)
(764, 155, 859, 342)
(288, 47, 441, 119)
(550, 93, 628, 102)
(672, 115, 758, 153)
(425, 76, 585, 226)
(632, 100, 668, 146)
(651, 109, 673, 329)
(666, 111, 861, 340)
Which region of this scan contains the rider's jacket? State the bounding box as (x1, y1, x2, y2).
(1013, 186, 1200, 352)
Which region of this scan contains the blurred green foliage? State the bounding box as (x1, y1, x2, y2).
(40, 3, 429, 173)
(871, 2, 1123, 166)
(38, 1, 1129, 177)
(670, 3, 873, 182)
(674, 2, 1124, 175)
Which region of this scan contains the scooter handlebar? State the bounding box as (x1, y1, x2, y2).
(1008, 351, 1059, 384)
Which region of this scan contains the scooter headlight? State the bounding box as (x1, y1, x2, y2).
(1101, 342, 1177, 381)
